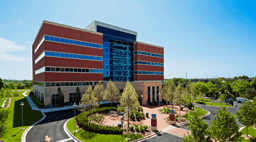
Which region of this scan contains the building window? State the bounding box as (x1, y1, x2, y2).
(148, 87, 150, 103)
(152, 86, 155, 102)
(157, 86, 159, 103)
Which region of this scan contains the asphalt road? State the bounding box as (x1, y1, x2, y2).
(144, 132, 183, 142)
(26, 109, 81, 142)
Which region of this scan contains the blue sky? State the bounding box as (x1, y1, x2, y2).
(0, 0, 256, 80)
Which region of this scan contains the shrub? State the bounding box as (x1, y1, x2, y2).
(163, 107, 170, 114)
(30, 95, 44, 108)
(175, 115, 178, 121)
(117, 107, 125, 114)
(140, 125, 144, 132)
(135, 126, 140, 132)
(0, 109, 8, 137)
(0, 94, 3, 98)
(143, 125, 148, 131)
(141, 113, 145, 120)
(76, 107, 122, 134)
(135, 110, 141, 121)
(135, 124, 138, 128)
(130, 111, 135, 121)
(29, 91, 34, 97)
(14, 92, 19, 97)
(130, 126, 134, 131)
(124, 134, 143, 141)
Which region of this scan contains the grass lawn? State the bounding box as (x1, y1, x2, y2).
(183, 107, 208, 120)
(10, 89, 30, 92)
(4, 91, 24, 97)
(0, 98, 6, 107)
(239, 126, 256, 142)
(67, 117, 143, 142)
(0, 97, 43, 142)
(196, 101, 231, 107)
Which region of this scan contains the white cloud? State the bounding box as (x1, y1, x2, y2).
(0, 37, 29, 61)
(27, 41, 32, 44)
(14, 21, 28, 26)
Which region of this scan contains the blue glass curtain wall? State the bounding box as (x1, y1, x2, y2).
(45, 51, 103, 61)
(44, 35, 103, 49)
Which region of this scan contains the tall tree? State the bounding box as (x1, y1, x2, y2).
(79, 86, 98, 112)
(119, 81, 139, 134)
(93, 81, 105, 104)
(162, 84, 176, 110)
(210, 107, 242, 142)
(251, 78, 256, 89)
(174, 84, 184, 121)
(0, 78, 4, 90)
(104, 80, 120, 107)
(183, 111, 211, 142)
(236, 101, 256, 137)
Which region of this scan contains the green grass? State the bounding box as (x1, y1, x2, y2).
(239, 126, 256, 141)
(0, 98, 6, 107)
(67, 117, 143, 142)
(196, 101, 231, 107)
(10, 89, 30, 92)
(183, 107, 208, 120)
(4, 91, 24, 97)
(1, 97, 43, 142)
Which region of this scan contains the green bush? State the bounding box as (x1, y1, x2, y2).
(130, 111, 135, 121)
(30, 95, 44, 108)
(0, 94, 3, 98)
(143, 125, 148, 131)
(76, 107, 122, 134)
(29, 91, 34, 97)
(117, 107, 125, 114)
(129, 126, 134, 131)
(135, 126, 139, 132)
(135, 110, 141, 121)
(163, 107, 170, 114)
(140, 125, 144, 132)
(141, 113, 145, 119)
(4, 97, 9, 107)
(0, 109, 8, 138)
(175, 115, 178, 121)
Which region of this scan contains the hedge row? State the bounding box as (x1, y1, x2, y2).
(30, 95, 44, 108)
(76, 107, 123, 134)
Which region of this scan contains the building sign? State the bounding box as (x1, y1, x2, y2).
(112, 43, 130, 49)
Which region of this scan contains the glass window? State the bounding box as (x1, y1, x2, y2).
(74, 54, 78, 58)
(74, 82, 78, 86)
(55, 37, 59, 42)
(82, 55, 86, 59)
(46, 83, 50, 87)
(86, 82, 89, 85)
(78, 69, 81, 72)
(74, 41, 78, 45)
(65, 68, 69, 72)
(81, 82, 85, 86)
(86, 69, 89, 72)
(56, 83, 60, 86)
(64, 39, 69, 43)
(82, 69, 85, 72)
(46, 67, 50, 71)
(78, 82, 81, 86)
(60, 53, 64, 57)
(69, 54, 74, 58)
(89, 82, 93, 85)
(45, 36, 49, 40)
(74, 68, 78, 72)
(77, 41, 81, 45)
(51, 67, 55, 71)
(61, 82, 65, 86)
(70, 82, 74, 86)
(51, 83, 55, 86)
(50, 36, 54, 41)
(69, 68, 73, 72)
(69, 39, 74, 44)
(65, 82, 69, 86)
(78, 55, 81, 59)
(60, 68, 64, 72)
(56, 68, 60, 72)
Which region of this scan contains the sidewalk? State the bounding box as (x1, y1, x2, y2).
(22, 91, 111, 113)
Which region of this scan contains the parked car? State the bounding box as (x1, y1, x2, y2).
(236, 98, 248, 103)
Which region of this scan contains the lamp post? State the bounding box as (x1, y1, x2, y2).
(73, 103, 77, 141)
(126, 107, 130, 142)
(20, 102, 24, 130)
(228, 92, 230, 99)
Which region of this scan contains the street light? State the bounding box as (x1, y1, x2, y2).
(126, 107, 130, 142)
(73, 103, 77, 141)
(228, 92, 230, 99)
(20, 102, 24, 130)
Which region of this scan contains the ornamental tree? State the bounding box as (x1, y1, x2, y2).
(210, 107, 242, 142)
(93, 81, 105, 104)
(79, 86, 98, 112)
(236, 101, 256, 137)
(183, 111, 211, 142)
(174, 84, 184, 120)
(104, 80, 120, 107)
(119, 81, 139, 133)
(162, 84, 176, 110)
(75, 87, 81, 104)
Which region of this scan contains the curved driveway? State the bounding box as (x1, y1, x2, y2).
(26, 109, 81, 142)
(180, 101, 244, 130)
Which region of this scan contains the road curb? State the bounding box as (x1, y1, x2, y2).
(64, 117, 82, 142)
(21, 111, 46, 142)
(239, 126, 245, 132)
(194, 103, 234, 108)
(135, 130, 163, 142)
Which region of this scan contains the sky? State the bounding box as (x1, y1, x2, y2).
(0, 0, 256, 80)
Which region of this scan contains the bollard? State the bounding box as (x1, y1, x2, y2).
(169, 110, 175, 121)
(146, 112, 149, 118)
(151, 114, 157, 131)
